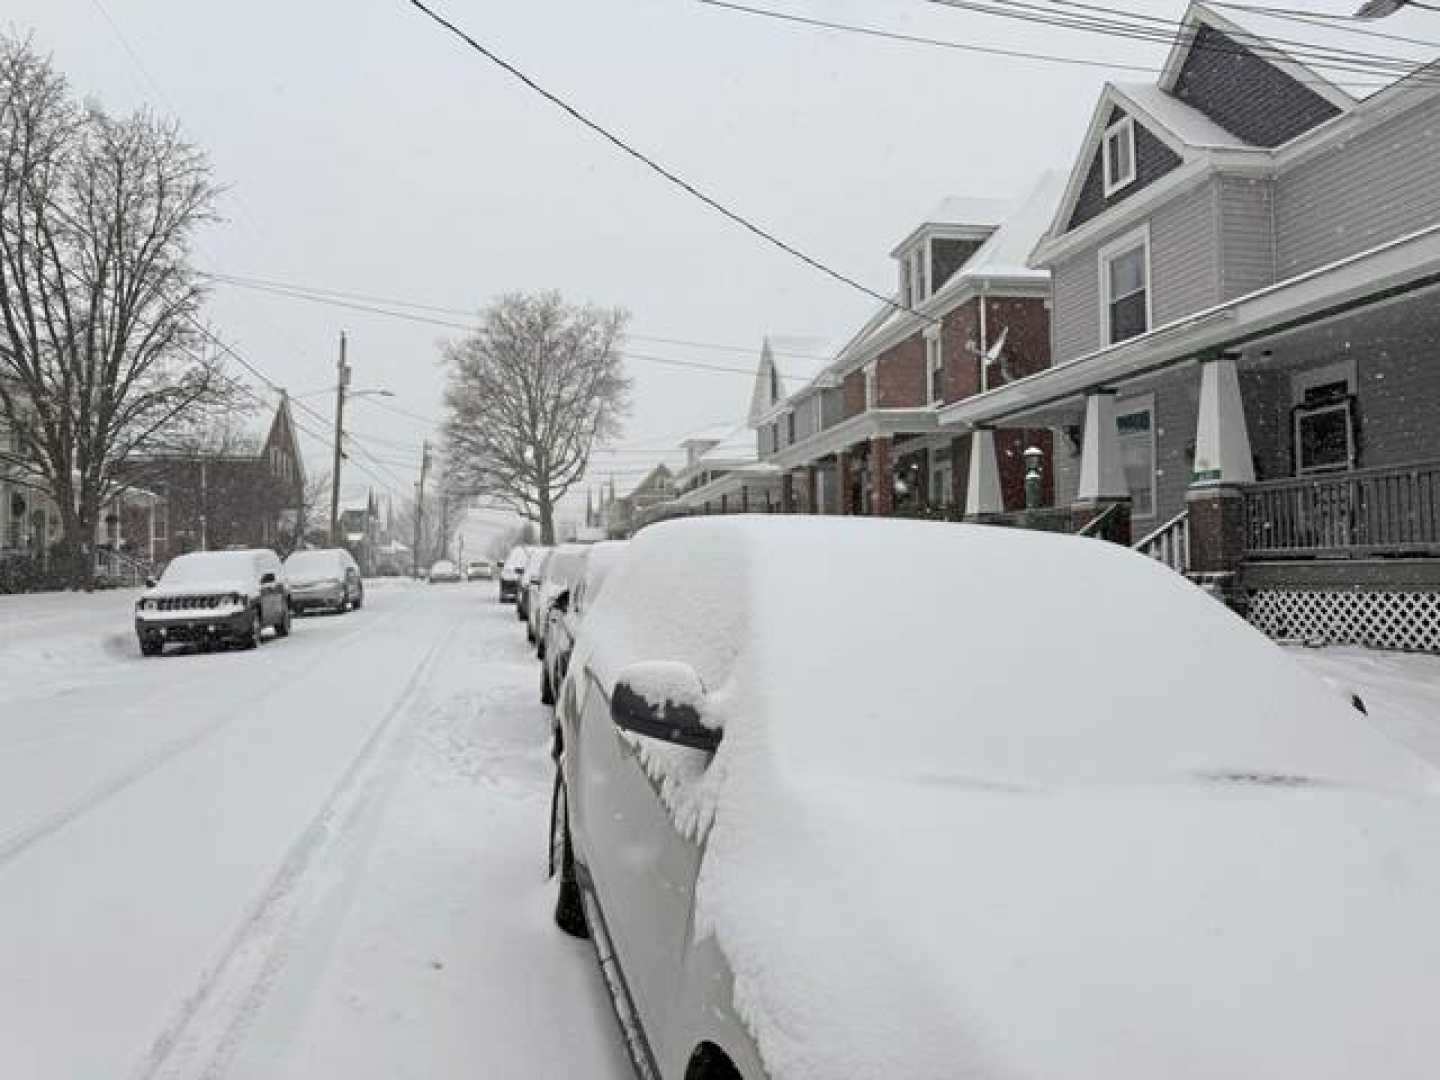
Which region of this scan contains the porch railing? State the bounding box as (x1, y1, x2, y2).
(95, 547, 151, 586)
(1133, 508, 1190, 573)
(1244, 460, 1440, 558)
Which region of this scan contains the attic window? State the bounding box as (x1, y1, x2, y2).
(1103, 115, 1136, 197)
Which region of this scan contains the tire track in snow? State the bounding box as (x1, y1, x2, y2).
(130, 606, 464, 1080)
(0, 598, 412, 873)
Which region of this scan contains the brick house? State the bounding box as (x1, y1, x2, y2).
(940, 2, 1440, 651)
(762, 177, 1065, 517)
(119, 397, 306, 565)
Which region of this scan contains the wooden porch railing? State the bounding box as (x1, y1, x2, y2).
(1244, 460, 1440, 558)
(1133, 508, 1190, 572)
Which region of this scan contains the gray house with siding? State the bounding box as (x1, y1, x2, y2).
(940, 1, 1440, 652)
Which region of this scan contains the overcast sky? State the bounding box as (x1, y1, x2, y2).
(9, 0, 1399, 544)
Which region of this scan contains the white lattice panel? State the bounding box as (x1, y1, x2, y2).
(1247, 588, 1440, 653)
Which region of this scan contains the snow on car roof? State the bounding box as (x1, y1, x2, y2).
(578, 540, 628, 605)
(585, 515, 1440, 1080)
(160, 550, 265, 584)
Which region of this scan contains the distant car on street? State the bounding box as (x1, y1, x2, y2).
(428, 559, 462, 583)
(498, 546, 528, 603)
(517, 547, 551, 624)
(541, 540, 627, 707)
(284, 548, 363, 614)
(135, 548, 291, 655)
(465, 559, 494, 581)
(550, 516, 1440, 1080)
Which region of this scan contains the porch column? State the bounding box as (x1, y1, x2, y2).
(147, 496, 156, 566)
(838, 451, 855, 516)
(780, 472, 795, 514)
(720, 493, 728, 514)
(1187, 352, 1254, 607)
(740, 486, 749, 513)
(1072, 389, 1132, 544)
(805, 466, 818, 515)
(964, 428, 1004, 520)
(869, 437, 894, 517)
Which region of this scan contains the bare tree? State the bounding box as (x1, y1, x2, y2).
(441, 292, 630, 545)
(0, 34, 231, 586)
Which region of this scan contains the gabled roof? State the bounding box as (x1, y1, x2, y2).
(933, 170, 1068, 299)
(750, 335, 838, 425)
(1159, 3, 1356, 112)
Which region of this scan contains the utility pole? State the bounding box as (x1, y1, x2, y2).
(413, 440, 430, 577)
(329, 331, 350, 546)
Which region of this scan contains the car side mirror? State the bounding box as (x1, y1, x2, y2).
(144, 576, 157, 588)
(553, 589, 570, 614)
(260, 572, 277, 585)
(611, 661, 719, 752)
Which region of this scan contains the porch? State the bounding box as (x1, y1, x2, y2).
(937, 221, 1440, 651)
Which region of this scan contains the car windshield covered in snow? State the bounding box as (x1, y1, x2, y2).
(159, 550, 265, 587)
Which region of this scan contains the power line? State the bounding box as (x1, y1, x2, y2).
(200, 270, 831, 361)
(203, 273, 819, 380)
(698, 0, 1156, 71)
(401, 0, 931, 323)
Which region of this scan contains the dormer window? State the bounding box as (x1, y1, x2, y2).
(899, 246, 929, 308)
(924, 327, 944, 406)
(1103, 115, 1136, 196)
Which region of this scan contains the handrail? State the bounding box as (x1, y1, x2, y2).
(1076, 501, 1121, 537)
(1244, 459, 1440, 491)
(1132, 507, 1189, 551)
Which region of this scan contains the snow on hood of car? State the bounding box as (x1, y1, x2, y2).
(142, 579, 255, 600)
(580, 516, 1440, 1080)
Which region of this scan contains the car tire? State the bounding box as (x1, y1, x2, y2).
(243, 608, 263, 649)
(139, 637, 162, 657)
(275, 605, 292, 638)
(552, 780, 589, 940)
(541, 668, 554, 706)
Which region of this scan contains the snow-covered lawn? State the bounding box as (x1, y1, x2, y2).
(1291, 645, 1440, 768)
(0, 581, 628, 1078)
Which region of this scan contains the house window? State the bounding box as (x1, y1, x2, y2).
(900, 260, 912, 309)
(153, 502, 168, 541)
(813, 394, 823, 433)
(925, 329, 944, 406)
(863, 363, 877, 409)
(786, 411, 796, 445)
(1100, 225, 1150, 345)
(1103, 116, 1136, 196)
(1294, 383, 1355, 475)
(1116, 398, 1155, 518)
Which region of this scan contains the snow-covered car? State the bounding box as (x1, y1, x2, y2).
(465, 559, 493, 581)
(529, 543, 587, 654)
(516, 547, 551, 625)
(541, 540, 627, 707)
(135, 548, 291, 655)
(284, 547, 363, 614)
(550, 516, 1440, 1080)
(428, 559, 461, 583)
(498, 546, 527, 603)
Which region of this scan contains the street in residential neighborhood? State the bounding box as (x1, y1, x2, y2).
(7, 0, 1440, 1076)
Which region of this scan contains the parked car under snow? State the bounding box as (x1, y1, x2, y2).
(284, 547, 363, 614)
(550, 516, 1440, 1080)
(135, 549, 291, 655)
(541, 540, 628, 707)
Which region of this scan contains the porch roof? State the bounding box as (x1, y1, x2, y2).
(769, 407, 939, 471)
(673, 462, 781, 507)
(939, 220, 1440, 430)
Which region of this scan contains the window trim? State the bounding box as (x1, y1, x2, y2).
(1102, 115, 1137, 197)
(1294, 398, 1355, 476)
(863, 362, 877, 410)
(924, 326, 944, 406)
(1116, 391, 1157, 522)
(1098, 223, 1152, 347)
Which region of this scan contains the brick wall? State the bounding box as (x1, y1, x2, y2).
(873, 334, 926, 408)
(842, 369, 866, 419)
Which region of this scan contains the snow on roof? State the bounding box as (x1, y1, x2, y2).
(920, 195, 1014, 230)
(695, 424, 756, 465)
(679, 421, 735, 448)
(766, 334, 833, 388)
(579, 515, 1440, 1080)
(1111, 81, 1254, 150)
(932, 171, 1068, 296)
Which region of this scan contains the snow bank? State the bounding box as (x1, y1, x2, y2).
(588, 516, 1440, 1080)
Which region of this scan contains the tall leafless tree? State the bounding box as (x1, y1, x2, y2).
(441, 292, 630, 545)
(0, 34, 232, 586)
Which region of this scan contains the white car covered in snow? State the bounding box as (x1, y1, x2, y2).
(135, 548, 291, 655)
(550, 516, 1440, 1080)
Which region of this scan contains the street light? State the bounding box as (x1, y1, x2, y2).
(328, 331, 395, 546)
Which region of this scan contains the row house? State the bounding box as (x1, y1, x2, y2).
(762, 178, 1066, 521)
(941, 2, 1440, 652)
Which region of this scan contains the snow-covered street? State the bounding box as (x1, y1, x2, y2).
(0, 581, 630, 1079)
